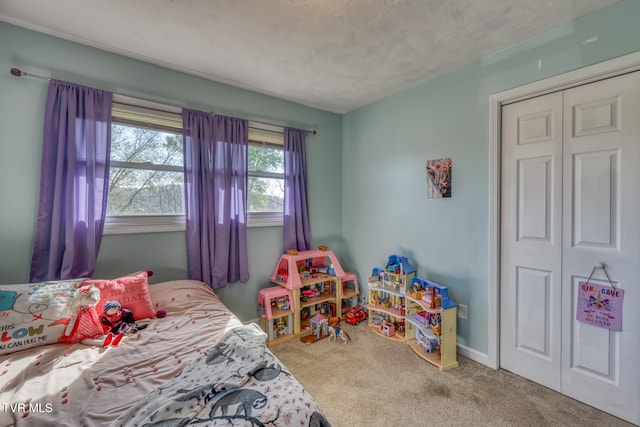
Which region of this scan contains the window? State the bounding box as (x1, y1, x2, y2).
(247, 125, 285, 227)
(104, 95, 285, 234)
(104, 96, 185, 234)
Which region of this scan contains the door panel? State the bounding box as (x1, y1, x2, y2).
(569, 275, 618, 380)
(515, 267, 551, 356)
(562, 72, 640, 424)
(572, 96, 621, 137)
(518, 110, 554, 144)
(518, 157, 552, 241)
(500, 92, 563, 391)
(572, 149, 618, 248)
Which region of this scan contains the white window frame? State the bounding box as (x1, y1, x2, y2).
(104, 95, 285, 234)
(247, 123, 285, 227)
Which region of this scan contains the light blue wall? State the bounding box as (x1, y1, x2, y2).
(0, 23, 343, 321)
(1, 0, 639, 355)
(341, 0, 640, 355)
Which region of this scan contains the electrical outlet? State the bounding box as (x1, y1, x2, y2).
(458, 304, 468, 320)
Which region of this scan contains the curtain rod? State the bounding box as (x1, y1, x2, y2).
(10, 67, 317, 135)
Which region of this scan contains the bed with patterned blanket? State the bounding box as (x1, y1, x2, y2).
(0, 279, 330, 426)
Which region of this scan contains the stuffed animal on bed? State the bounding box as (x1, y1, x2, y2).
(100, 300, 147, 334)
(55, 283, 125, 346)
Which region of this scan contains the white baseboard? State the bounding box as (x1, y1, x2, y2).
(457, 343, 494, 368)
(244, 317, 260, 325)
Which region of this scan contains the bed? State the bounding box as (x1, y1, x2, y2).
(0, 279, 331, 426)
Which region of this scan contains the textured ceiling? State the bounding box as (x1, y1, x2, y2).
(0, 0, 618, 113)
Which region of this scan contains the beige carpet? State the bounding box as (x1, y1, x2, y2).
(270, 322, 634, 427)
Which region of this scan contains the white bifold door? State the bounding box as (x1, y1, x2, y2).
(500, 71, 640, 425)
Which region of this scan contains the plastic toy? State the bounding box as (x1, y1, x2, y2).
(417, 330, 440, 354)
(257, 286, 295, 344)
(344, 306, 368, 325)
(409, 276, 456, 309)
(385, 255, 414, 275)
(370, 314, 384, 325)
(310, 314, 329, 338)
(270, 248, 345, 290)
(325, 263, 334, 275)
(379, 321, 395, 337)
(414, 311, 428, 324)
(101, 300, 147, 335)
(432, 323, 441, 336)
(268, 248, 356, 339)
(276, 297, 290, 311)
(328, 324, 349, 344)
(370, 292, 380, 305)
(56, 284, 126, 346)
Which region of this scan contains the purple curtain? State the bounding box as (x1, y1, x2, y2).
(30, 80, 112, 282)
(183, 109, 249, 289)
(283, 127, 311, 252)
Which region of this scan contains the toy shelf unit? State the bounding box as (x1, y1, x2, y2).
(367, 285, 406, 342)
(366, 255, 416, 342)
(269, 247, 355, 336)
(405, 276, 458, 371)
(257, 286, 295, 346)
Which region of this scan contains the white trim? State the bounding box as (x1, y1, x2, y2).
(488, 51, 640, 371)
(104, 212, 282, 234)
(110, 160, 183, 172)
(487, 95, 501, 370)
(457, 343, 491, 366)
(248, 212, 284, 228)
(104, 215, 185, 235)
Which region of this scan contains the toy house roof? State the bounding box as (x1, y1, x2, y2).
(386, 255, 416, 275)
(269, 249, 345, 290)
(310, 314, 326, 322)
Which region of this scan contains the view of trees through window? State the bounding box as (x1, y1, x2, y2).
(108, 124, 184, 216)
(248, 144, 284, 213)
(107, 123, 285, 217)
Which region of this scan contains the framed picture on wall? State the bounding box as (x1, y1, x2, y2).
(426, 157, 452, 198)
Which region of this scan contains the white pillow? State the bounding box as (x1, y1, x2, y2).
(0, 279, 83, 355)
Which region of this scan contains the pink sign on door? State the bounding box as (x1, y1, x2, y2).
(576, 281, 624, 331)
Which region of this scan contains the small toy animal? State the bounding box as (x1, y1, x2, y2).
(328, 325, 349, 344)
(209, 389, 267, 418)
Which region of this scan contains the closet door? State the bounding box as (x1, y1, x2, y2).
(500, 91, 563, 391)
(502, 71, 640, 425)
(561, 72, 640, 424)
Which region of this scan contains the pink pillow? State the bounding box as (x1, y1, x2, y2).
(82, 271, 156, 320)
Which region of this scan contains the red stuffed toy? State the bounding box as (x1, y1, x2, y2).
(56, 283, 124, 346)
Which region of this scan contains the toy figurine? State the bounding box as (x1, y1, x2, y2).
(56, 284, 124, 346)
(328, 323, 349, 344)
(101, 301, 148, 335)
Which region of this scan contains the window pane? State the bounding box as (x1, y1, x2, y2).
(248, 145, 284, 173)
(107, 168, 184, 215)
(248, 177, 284, 212)
(111, 123, 183, 166)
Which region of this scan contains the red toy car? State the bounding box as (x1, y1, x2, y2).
(344, 306, 368, 325)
